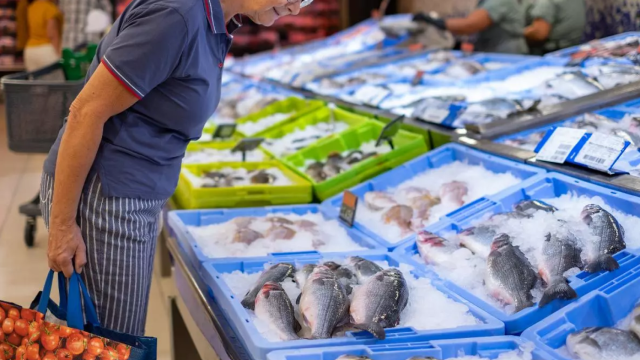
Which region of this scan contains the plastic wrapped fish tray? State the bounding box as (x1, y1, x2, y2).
(424, 53, 537, 82)
(283, 121, 429, 201)
(173, 161, 312, 210)
(321, 143, 546, 250)
(200, 252, 504, 360)
(460, 57, 570, 85)
(395, 172, 640, 334)
(545, 31, 640, 58)
(235, 97, 325, 137)
(522, 262, 640, 360)
(166, 205, 385, 269)
(266, 336, 556, 360)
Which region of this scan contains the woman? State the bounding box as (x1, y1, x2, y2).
(524, 0, 586, 55)
(41, 0, 308, 336)
(412, 0, 529, 54)
(24, 0, 63, 71)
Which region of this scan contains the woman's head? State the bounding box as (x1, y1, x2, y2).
(238, 0, 311, 26)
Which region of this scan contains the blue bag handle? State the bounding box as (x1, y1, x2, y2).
(37, 270, 100, 329)
(58, 272, 68, 310)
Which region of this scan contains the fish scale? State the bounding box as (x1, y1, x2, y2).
(255, 283, 300, 340)
(538, 231, 582, 307)
(299, 266, 350, 339)
(241, 263, 295, 310)
(582, 204, 626, 273)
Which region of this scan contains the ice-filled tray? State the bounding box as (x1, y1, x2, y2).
(546, 31, 640, 58)
(201, 252, 504, 360)
(395, 172, 640, 334)
(235, 97, 325, 137)
(522, 262, 640, 360)
(166, 205, 385, 267)
(183, 141, 272, 165)
(267, 336, 556, 360)
(321, 144, 545, 250)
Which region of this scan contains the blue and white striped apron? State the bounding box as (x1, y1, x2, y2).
(40, 173, 165, 336)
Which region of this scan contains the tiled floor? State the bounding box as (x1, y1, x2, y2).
(0, 106, 173, 360)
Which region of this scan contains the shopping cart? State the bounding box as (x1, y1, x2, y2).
(2, 62, 84, 246)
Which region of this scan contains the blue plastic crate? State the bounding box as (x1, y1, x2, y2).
(424, 53, 538, 82)
(461, 57, 570, 85)
(321, 143, 546, 250)
(622, 98, 640, 108)
(522, 263, 640, 360)
(267, 336, 557, 360)
(201, 252, 505, 360)
(166, 205, 385, 269)
(395, 172, 640, 334)
(546, 31, 640, 58)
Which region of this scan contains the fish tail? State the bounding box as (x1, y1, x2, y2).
(352, 322, 386, 340)
(586, 254, 620, 273)
(539, 279, 578, 307)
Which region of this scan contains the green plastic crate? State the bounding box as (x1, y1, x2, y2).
(174, 161, 312, 209)
(260, 107, 372, 159)
(235, 97, 325, 137)
(185, 141, 272, 162)
(374, 113, 452, 149)
(283, 121, 429, 201)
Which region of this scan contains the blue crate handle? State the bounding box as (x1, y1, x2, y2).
(37, 270, 100, 329)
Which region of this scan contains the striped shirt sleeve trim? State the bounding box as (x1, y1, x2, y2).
(101, 57, 144, 99)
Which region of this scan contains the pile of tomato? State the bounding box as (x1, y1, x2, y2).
(0, 303, 131, 360)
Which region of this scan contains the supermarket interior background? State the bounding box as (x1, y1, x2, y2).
(2, 0, 640, 360)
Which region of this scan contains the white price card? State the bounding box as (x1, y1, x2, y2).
(536, 127, 586, 164)
(417, 108, 450, 124)
(575, 133, 627, 172)
(353, 85, 391, 106)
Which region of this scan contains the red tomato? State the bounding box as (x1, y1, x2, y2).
(35, 312, 44, 324)
(2, 318, 14, 334)
(56, 349, 72, 360)
(82, 353, 97, 360)
(66, 333, 86, 355)
(42, 352, 56, 360)
(8, 308, 20, 321)
(0, 303, 12, 312)
(26, 343, 39, 360)
(0, 330, 4, 342)
(28, 323, 41, 343)
(15, 345, 26, 360)
(99, 347, 118, 360)
(0, 308, 5, 323)
(20, 309, 35, 322)
(8, 332, 23, 346)
(115, 344, 130, 360)
(15, 319, 29, 337)
(21, 337, 29, 347)
(57, 326, 73, 338)
(41, 329, 60, 351)
(87, 338, 105, 356)
(0, 343, 14, 358)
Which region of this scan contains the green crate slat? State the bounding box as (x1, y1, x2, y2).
(234, 97, 325, 137)
(185, 141, 273, 160)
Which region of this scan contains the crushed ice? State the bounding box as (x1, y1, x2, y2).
(182, 148, 265, 164)
(237, 112, 293, 136)
(181, 167, 292, 188)
(263, 121, 351, 158)
(446, 341, 535, 360)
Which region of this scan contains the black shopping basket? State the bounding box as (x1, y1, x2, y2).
(2, 62, 84, 246)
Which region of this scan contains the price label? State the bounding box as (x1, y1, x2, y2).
(411, 70, 425, 86)
(353, 85, 391, 106)
(417, 108, 450, 124)
(212, 124, 236, 139)
(339, 190, 358, 227)
(376, 115, 405, 149)
(575, 133, 627, 172)
(536, 127, 586, 164)
(231, 138, 264, 161)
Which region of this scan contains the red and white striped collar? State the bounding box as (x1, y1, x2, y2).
(202, 0, 243, 35)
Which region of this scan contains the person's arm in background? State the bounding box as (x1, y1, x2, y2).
(412, 8, 493, 36)
(524, 18, 551, 41)
(48, 65, 138, 277)
(47, 16, 62, 53)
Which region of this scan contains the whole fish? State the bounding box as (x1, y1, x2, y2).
(630, 304, 640, 340)
(538, 231, 582, 307)
(581, 204, 626, 273)
(233, 228, 263, 245)
(485, 234, 538, 313)
(416, 231, 458, 266)
(439, 181, 468, 206)
(241, 263, 295, 310)
(299, 265, 350, 339)
(254, 282, 301, 340)
(306, 162, 326, 183)
(231, 216, 256, 228)
(364, 191, 397, 211)
(458, 224, 500, 259)
(514, 199, 558, 215)
(295, 264, 317, 289)
(350, 269, 409, 340)
(336, 356, 371, 360)
(566, 327, 640, 360)
(382, 205, 414, 235)
(266, 225, 297, 240)
(334, 267, 358, 295)
(409, 194, 440, 220)
(347, 256, 384, 283)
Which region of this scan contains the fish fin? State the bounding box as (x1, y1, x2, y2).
(293, 317, 302, 333)
(539, 280, 577, 307)
(241, 297, 255, 310)
(586, 254, 620, 273)
(352, 322, 386, 340)
(295, 293, 302, 305)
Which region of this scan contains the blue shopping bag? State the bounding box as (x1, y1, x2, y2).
(32, 270, 157, 360)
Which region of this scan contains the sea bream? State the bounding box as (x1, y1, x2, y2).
(485, 234, 538, 313)
(514, 199, 557, 215)
(346, 256, 384, 283)
(458, 223, 500, 259)
(299, 265, 350, 339)
(254, 282, 301, 340)
(538, 231, 582, 307)
(416, 230, 458, 266)
(349, 268, 409, 340)
(566, 327, 640, 360)
(581, 204, 626, 273)
(241, 263, 295, 310)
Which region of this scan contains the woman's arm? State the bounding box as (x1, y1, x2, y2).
(445, 9, 493, 36)
(48, 64, 139, 277)
(524, 19, 552, 42)
(46, 17, 61, 53)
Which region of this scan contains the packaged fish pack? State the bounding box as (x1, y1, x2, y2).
(200, 252, 503, 360)
(547, 32, 640, 59)
(398, 172, 640, 333)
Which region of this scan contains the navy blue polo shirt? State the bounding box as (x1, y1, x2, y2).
(43, 0, 241, 199)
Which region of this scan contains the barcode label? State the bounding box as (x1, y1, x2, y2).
(582, 155, 607, 164)
(575, 132, 627, 172)
(536, 127, 586, 164)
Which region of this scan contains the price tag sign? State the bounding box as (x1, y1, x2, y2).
(212, 124, 236, 139)
(536, 127, 586, 164)
(376, 115, 405, 149)
(575, 133, 627, 172)
(231, 138, 264, 162)
(339, 190, 358, 227)
(411, 70, 425, 86)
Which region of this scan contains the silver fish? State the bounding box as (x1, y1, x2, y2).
(458, 224, 500, 259)
(538, 231, 582, 307)
(485, 234, 538, 313)
(241, 263, 295, 310)
(514, 199, 558, 215)
(566, 327, 640, 360)
(306, 162, 327, 183)
(299, 265, 350, 339)
(335, 356, 372, 360)
(630, 304, 640, 340)
(347, 256, 384, 283)
(416, 231, 458, 266)
(443, 60, 486, 79)
(581, 204, 626, 273)
(295, 264, 316, 289)
(350, 268, 409, 340)
(254, 282, 301, 340)
(611, 128, 640, 146)
(334, 267, 358, 295)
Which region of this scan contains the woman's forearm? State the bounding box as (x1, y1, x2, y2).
(445, 9, 493, 36)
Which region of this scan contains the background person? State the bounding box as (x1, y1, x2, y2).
(524, 0, 586, 55)
(24, 0, 63, 71)
(59, 0, 113, 50)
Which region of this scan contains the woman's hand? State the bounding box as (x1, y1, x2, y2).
(47, 221, 87, 278)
